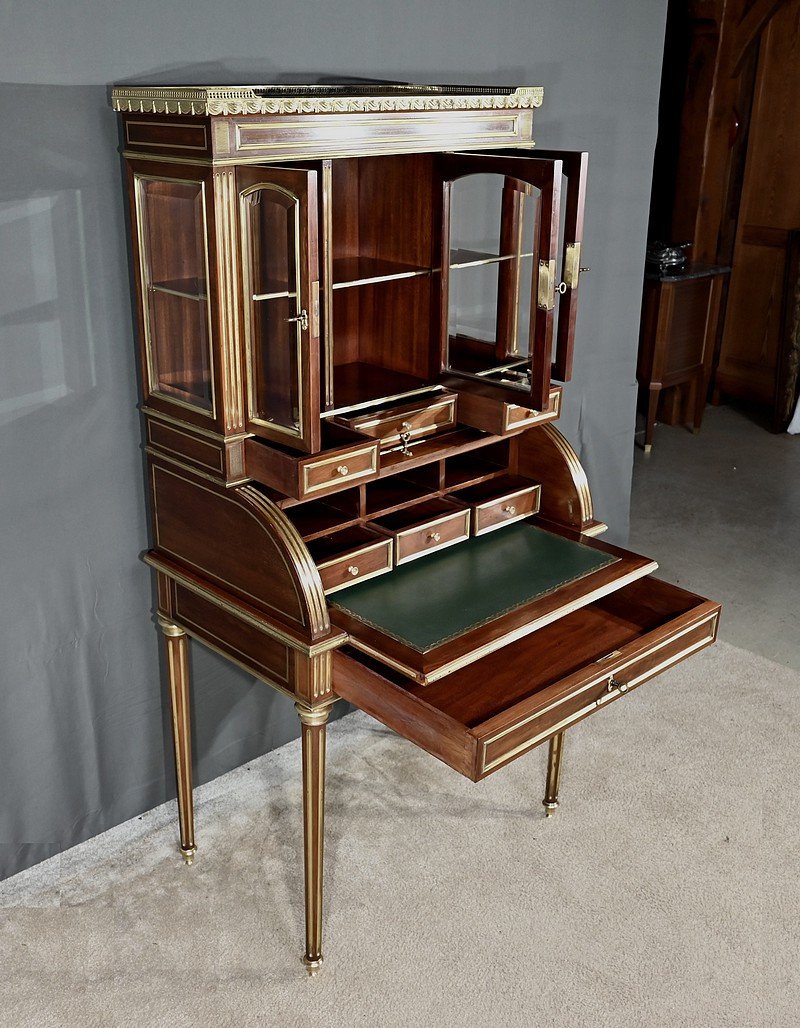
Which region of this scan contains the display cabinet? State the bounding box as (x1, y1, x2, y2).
(112, 83, 720, 974)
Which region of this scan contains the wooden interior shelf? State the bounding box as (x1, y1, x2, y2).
(330, 362, 435, 412)
(443, 444, 509, 490)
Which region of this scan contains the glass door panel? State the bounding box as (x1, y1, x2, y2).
(439, 154, 562, 412)
(135, 176, 213, 413)
(238, 167, 320, 452)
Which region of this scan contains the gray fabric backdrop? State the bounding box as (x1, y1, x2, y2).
(0, 0, 667, 881)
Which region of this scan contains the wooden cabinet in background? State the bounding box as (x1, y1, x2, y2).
(637, 264, 729, 451)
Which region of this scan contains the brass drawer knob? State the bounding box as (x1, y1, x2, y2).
(608, 677, 629, 694)
(427, 531, 442, 543)
(335, 465, 349, 477)
(346, 565, 359, 577)
(503, 504, 517, 515)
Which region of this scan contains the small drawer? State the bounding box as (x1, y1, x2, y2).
(450, 474, 541, 535)
(306, 526, 393, 594)
(245, 424, 379, 501)
(334, 392, 457, 451)
(445, 380, 562, 435)
(302, 445, 378, 495)
(372, 498, 470, 565)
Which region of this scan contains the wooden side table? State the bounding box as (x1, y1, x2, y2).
(637, 264, 729, 451)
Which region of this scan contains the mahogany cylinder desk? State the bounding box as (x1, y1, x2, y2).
(111, 82, 720, 974)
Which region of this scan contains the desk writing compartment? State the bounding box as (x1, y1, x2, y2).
(113, 82, 719, 974)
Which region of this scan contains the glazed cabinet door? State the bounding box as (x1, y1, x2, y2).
(238, 166, 321, 452)
(439, 151, 587, 411)
(132, 170, 217, 422)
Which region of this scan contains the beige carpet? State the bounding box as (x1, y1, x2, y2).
(1, 640, 798, 1028)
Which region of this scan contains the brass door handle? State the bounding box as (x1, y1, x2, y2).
(284, 309, 309, 331)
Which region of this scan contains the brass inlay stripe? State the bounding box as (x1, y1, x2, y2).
(125, 120, 208, 150)
(147, 421, 225, 474)
(150, 464, 308, 623)
(479, 613, 719, 774)
(142, 406, 250, 442)
(321, 161, 334, 408)
(174, 595, 290, 684)
(146, 553, 344, 657)
(541, 423, 593, 521)
(178, 623, 299, 702)
(144, 446, 248, 486)
(214, 169, 245, 434)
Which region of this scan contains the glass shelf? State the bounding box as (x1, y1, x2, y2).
(449, 248, 535, 269)
(332, 256, 432, 290)
(252, 289, 298, 302)
(150, 278, 207, 302)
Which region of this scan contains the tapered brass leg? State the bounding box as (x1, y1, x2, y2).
(159, 618, 197, 865)
(543, 731, 565, 817)
(296, 702, 332, 976)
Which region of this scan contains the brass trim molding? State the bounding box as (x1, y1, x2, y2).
(479, 612, 719, 774)
(145, 552, 346, 656)
(112, 85, 544, 117)
(213, 168, 246, 434)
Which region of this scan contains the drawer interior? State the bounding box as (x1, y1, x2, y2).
(371, 496, 465, 534)
(305, 524, 388, 564)
(448, 473, 539, 507)
(333, 576, 720, 780)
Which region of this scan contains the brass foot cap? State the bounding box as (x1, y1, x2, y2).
(180, 846, 197, 866)
(303, 956, 323, 977)
(543, 801, 558, 818)
(644, 444, 653, 454)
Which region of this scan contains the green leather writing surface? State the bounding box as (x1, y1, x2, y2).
(331, 523, 617, 652)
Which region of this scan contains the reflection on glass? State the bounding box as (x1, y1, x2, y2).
(446, 174, 540, 387)
(137, 178, 213, 411)
(243, 187, 302, 434)
(0, 192, 96, 426)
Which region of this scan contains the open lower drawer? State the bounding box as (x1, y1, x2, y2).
(333, 577, 720, 781)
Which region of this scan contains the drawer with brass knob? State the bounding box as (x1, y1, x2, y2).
(305, 525, 393, 594)
(244, 424, 380, 501)
(371, 498, 470, 565)
(449, 474, 541, 535)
